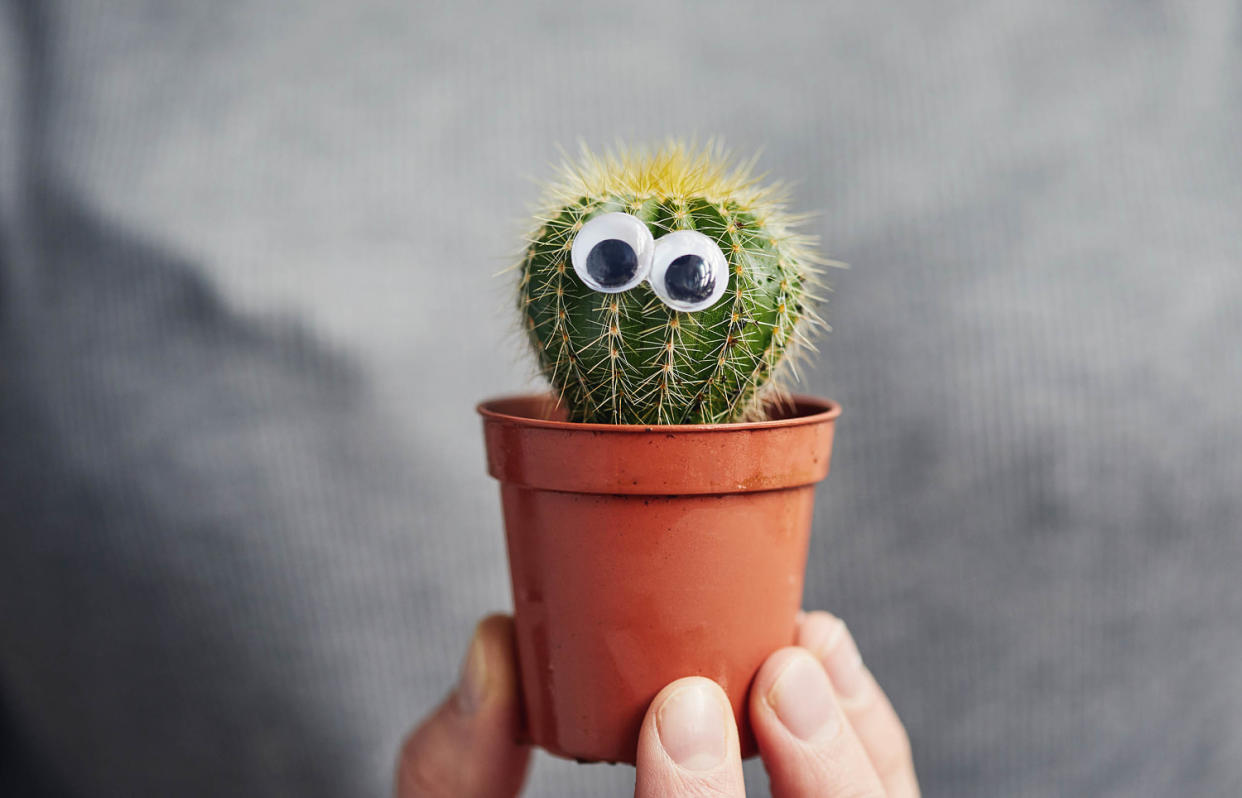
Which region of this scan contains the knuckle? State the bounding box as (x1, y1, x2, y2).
(803, 736, 888, 798)
(680, 780, 741, 798)
(664, 765, 742, 798)
(809, 761, 885, 798)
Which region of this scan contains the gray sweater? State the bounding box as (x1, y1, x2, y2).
(1, 1, 1239, 795)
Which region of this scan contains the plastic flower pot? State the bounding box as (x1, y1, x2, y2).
(478, 393, 841, 764)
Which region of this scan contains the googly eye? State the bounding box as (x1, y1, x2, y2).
(570, 212, 655, 293)
(649, 230, 729, 312)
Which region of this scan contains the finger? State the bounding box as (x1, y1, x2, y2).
(635, 676, 746, 798)
(799, 612, 919, 798)
(396, 615, 531, 798)
(750, 647, 885, 798)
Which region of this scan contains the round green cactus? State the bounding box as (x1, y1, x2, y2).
(518, 143, 826, 425)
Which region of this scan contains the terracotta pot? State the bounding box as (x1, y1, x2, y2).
(478, 394, 841, 764)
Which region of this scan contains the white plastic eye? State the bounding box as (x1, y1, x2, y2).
(649, 230, 729, 312)
(570, 212, 655, 293)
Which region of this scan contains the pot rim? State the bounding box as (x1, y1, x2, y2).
(477, 393, 841, 432)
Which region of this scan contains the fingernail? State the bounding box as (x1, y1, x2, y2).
(656, 681, 728, 771)
(454, 630, 487, 715)
(822, 623, 868, 700)
(767, 651, 838, 741)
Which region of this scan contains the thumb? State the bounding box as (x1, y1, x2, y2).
(396, 615, 531, 798)
(635, 677, 746, 797)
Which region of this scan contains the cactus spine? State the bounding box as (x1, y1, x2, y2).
(519, 143, 825, 425)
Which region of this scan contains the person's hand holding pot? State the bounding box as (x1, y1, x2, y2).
(397, 612, 919, 797)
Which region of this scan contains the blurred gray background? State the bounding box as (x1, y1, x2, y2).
(1, 1, 1240, 796)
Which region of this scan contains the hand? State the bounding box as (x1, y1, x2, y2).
(396, 612, 919, 797)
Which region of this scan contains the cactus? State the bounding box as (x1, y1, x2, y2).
(518, 142, 826, 425)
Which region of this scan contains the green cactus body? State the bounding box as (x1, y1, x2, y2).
(519, 144, 825, 425)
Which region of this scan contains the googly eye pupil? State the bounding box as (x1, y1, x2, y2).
(585, 239, 640, 288)
(663, 253, 716, 303)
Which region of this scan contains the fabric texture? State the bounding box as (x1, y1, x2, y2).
(1, 1, 1240, 795)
